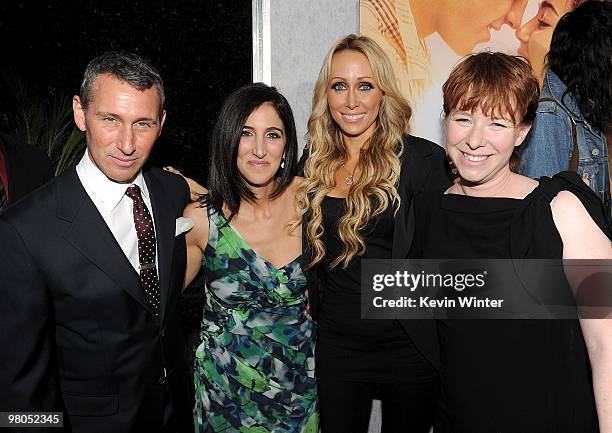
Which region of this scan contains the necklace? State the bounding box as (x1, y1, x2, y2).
(341, 163, 357, 185)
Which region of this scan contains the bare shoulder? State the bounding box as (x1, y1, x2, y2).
(521, 176, 539, 195)
(550, 190, 592, 223)
(183, 201, 209, 249)
(283, 176, 304, 201)
(551, 191, 612, 259)
(183, 200, 207, 220)
(289, 176, 304, 190)
(279, 177, 302, 226)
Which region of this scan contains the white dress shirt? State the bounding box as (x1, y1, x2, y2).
(76, 151, 158, 274)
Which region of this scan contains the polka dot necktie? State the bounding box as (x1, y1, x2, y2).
(126, 184, 160, 316)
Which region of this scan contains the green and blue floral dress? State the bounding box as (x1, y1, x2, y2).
(194, 207, 318, 433)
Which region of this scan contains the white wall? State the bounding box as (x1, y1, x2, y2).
(269, 0, 359, 153)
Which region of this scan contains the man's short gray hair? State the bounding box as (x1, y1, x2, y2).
(79, 51, 165, 117)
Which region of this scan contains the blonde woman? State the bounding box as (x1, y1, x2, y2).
(296, 34, 451, 432)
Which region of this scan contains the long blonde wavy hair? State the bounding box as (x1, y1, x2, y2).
(295, 34, 412, 269)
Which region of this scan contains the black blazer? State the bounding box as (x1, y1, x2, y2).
(302, 134, 451, 369)
(0, 165, 194, 432)
(0, 132, 54, 206)
(393, 135, 451, 370)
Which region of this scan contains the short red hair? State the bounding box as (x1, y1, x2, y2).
(442, 52, 540, 171)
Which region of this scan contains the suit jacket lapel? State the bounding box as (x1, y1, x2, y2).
(144, 170, 174, 324)
(57, 169, 155, 315)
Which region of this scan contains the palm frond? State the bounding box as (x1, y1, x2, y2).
(1, 68, 86, 175)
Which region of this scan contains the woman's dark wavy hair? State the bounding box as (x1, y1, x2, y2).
(204, 82, 298, 221)
(547, 1, 612, 132)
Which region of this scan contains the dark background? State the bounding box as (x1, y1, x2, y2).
(0, 0, 253, 185)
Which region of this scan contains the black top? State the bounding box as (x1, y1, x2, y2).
(301, 134, 452, 369)
(316, 195, 434, 382)
(410, 172, 611, 433)
(319, 196, 394, 315)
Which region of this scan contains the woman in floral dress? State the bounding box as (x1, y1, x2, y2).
(182, 83, 317, 433)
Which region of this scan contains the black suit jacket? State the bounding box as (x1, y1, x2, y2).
(302, 134, 451, 369)
(0, 132, 54, 206)
(392, 135, 451, 370)
(0, 165, 193, 433)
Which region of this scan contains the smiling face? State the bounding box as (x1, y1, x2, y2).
(326, 49, 383, 147)
(516, 0, 574, 85)
(445, 107, 530, 187)
(436, 0, 525, 55)
(236, 102, 286, 190)
(73, 73, 165, 183)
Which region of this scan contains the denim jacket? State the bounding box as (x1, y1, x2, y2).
(520, 70, 610, 216)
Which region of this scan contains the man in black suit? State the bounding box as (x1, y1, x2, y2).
(0, 131, 53, 209)
(0, 52, 193, 432)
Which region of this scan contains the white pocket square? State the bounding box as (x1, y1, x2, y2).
(175, 217, 194, 236)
